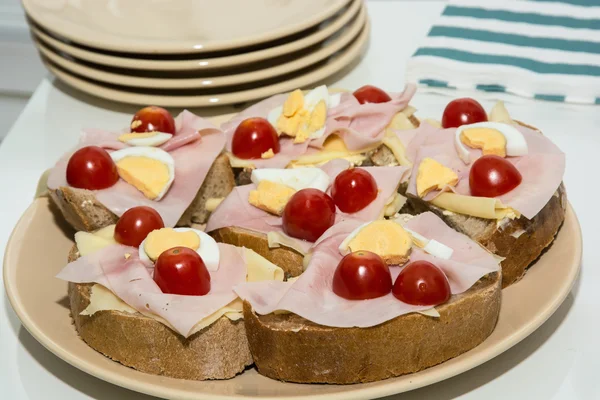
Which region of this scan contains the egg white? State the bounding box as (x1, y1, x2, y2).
(250, 167, 331, 192)
(121, 132, 172, 147)
(138, 227, 220, 271)
(267, 85, 342, 140)
(110, 146, 175, 201)
(454, 122, 529, 164)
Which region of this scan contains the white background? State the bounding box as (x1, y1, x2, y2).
(1, 1, 598, 399)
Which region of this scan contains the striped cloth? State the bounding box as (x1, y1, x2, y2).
(406, 0, 600, 104)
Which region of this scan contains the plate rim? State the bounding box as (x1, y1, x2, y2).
(4, 197, 582, 400)
(28, 0, 363, 72)
(40, 19, 370, 108)
(33, 7, 367, 90)
(22, 0, 352, 55)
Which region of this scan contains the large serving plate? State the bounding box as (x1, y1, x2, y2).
(33, 6, 366, 90)
(28, 0, 363, 72)
(4, 194, 581, 399)
(39, 19, 370, 107)
(22, 0, 351, 54)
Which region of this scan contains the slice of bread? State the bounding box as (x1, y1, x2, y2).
(66, 245, 251, 380)
(210, 227, 304, 279)
(50, 153, 235, 232)
(244, 271, 501, 384)
(407, 184, 566, 287)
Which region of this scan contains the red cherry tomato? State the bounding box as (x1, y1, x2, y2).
(114, 206, 165, 247)
(332, 251, 392, 300)
(131, 106, 176, 135)
(231, 117, 280, 159)
(392, 260, 451, 306)
(331, 168, 378, 213)
(441, 98, 488, 128)
(154, 247, 211, 296)
(66, 146, 119, 190)
(353, 85, 392, 104)
(470, 155, 522, 197)
(282, 189, 335, 242)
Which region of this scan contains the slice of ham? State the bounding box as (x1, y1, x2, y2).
(234, 212, 499, 328)
(406, 123, 565, 219)
(56, 243, 246, 338)
(47, 110, 226, 227)
(220, 85, 416, 168)
(205, 160, 409, 249)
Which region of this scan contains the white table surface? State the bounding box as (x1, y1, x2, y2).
(1, 1, 598, 399)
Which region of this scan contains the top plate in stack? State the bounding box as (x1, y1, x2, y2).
(23, 0, 369, 107)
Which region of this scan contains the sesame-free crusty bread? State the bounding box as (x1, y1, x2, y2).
(66, 245, 252, 380)
(244, 271, 501, 384)
(407, 184, 566, 287)
(50, 153, 235, 232)
(210, 226, 304, 279)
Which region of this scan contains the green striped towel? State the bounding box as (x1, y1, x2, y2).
(406, 0, 600, 104)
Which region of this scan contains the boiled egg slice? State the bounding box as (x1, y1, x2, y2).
(267, 85, 342, 141)
(117, 131, 172, 147)
(139, 227, 220, 271)
(251, 167, 331, 192)
(403, 227, 454, 260)
(454, 122, 528, 164)
(110, 146, 175, 201)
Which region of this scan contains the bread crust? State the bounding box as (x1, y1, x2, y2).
(408, 185, 566, 287)
(50, 153, 235, 232)
(244, 272, 501, 384)
(210, 226, 304, 278)
(66, 246, 252, 380)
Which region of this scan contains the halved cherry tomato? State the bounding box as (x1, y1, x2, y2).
(331, 168, 378, 213)
(353, 85, 392, 104)
(441, 98, 487, 128)
(282, 188, 335, 242)
(392, 260, 450, 306)
(154, 247, 211, 295)
(470, 155, 522, 197)
(114, 206, 164, 247)
(332, 251, 392, 300)
(131, 106, 176, 135)
(66, 146, 119, 190)
(231, 117, 280, 159)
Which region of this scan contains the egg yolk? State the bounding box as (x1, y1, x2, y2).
(144, 228, 200, 261)
(116, 156, 170, 200)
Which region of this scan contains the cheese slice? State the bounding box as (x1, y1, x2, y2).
(74, 232, 117, 257)
(267, 231, 309, 255)
(431, 192, 520, 220)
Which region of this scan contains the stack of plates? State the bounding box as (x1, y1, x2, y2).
(23, 0, 369, 107)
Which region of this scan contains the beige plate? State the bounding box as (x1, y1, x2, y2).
(34, 6, 366, 90)
(29, 0, 362, 72)
(23, 0, 351, 54)
(40, 19, 370, 107)
(4, 197, 582, 400)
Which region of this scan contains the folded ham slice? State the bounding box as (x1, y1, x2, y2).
(405, 122, 565, 219)
(234, 212, 500, 328)
(205, 160, 409, 251)
(56, 243, 246, 338)
(47, 110, 226, 227)
(220, 85, 416, 168)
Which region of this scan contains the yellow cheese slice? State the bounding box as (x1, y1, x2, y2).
(81, 284, 136, 316)
(382, 136, 411, 166)
(75, 232, 117, 256)
(267, 231, 308, 255)
(431, 192, 520, 220)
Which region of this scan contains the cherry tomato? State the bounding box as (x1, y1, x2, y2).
(231, 117, 280, 159)
(353, 85, 392, 104)
(282, 189, 335, 242)
(66, 146, 119, 190)
(131, 106, 176, 135)
(154, 247, 211, 295)
(470, 155, 522, 197)
(331, 168, 378, 213)
(114, 206, 165, 247)
(392, 260, 451, 306)
(441, 98, 487, 128)
(332, 251, 392, 300)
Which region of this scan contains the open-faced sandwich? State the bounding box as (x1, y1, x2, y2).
(47, 106, 235, 231)
(51, 84, 566, 384)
